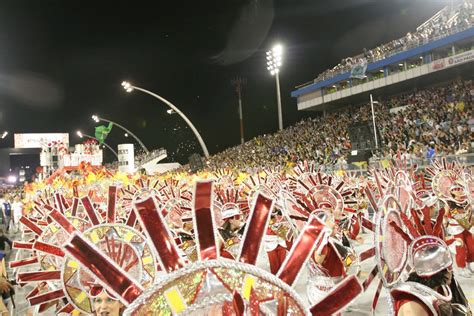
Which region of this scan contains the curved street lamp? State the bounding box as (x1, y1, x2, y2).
(76, 130, 118, 159)
(92, 114, 149, 154)
(121, 81, 209, 158)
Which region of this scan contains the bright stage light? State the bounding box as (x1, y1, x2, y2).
(7, 175, 17, 183)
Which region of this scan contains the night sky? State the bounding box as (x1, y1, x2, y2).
(0, 0, 446, 164)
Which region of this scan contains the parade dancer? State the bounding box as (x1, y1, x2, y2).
(445, 186, 474, 276)
(217, 203, 245, 259)
(389, 207, 472, 316)
(264, 209, 292, 274)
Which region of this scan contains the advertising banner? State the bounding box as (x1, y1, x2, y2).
(14, 133, 69, 149)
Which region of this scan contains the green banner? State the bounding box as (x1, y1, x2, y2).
(95, 122, 113, 144)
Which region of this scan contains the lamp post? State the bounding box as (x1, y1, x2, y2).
(369, 94, 379, 149)
(92, 115, 149, 154)
(231, 77, 246, 145)
(121, 81, 209, 157)
(266, 44, 284, 131)
(76, 130, 118, 159)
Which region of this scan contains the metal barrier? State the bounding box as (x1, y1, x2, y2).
(321, 153, 474, 175)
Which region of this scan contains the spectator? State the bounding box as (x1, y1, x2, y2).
(11, 196, 23, 234)
(0, 197, 11, 234)
(0, 230, 12, 257)
(427, 143, 436, 159)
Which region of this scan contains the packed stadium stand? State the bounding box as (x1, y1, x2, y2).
(204, 2, 474, 172)
(206, 79, 473, 171)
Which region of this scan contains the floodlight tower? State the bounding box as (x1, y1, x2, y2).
(266, 44, 284, 131)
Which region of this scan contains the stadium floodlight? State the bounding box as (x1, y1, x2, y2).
(121, 81, 134, 93)
(1, 131, 7, 139)
(266, 44, 284, 131)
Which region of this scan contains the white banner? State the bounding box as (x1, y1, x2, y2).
(118, 144, 135, 173)
(389, 104, 411, 114)
(447, 50, 474, 66)
(14, 133, 69, 149)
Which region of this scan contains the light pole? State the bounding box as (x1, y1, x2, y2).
(76, 130, 118, 159)
(231, 77, 246, 144)
(121, 81, 209, 158)
(92, 115, 149, 154)
(369, 94, 379, 149)
(267, 44, 284, 131)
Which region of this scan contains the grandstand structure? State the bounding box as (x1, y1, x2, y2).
(292, 1, 474, 111)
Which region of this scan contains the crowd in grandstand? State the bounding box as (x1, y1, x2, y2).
(314, 1, 473, 83)
(206, 79, 474, 172)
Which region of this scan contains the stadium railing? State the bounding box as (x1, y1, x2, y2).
(322, 152, 474, 175)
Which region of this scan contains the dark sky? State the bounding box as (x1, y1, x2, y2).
(0, 0, 446, 163)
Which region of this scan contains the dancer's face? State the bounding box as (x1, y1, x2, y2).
(441, 268, 453, 286)
(93, 291, 123, 316)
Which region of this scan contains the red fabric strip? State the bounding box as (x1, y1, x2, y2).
(19, 217, 43, 236)
(309, 275, 363, 316)
(62, 195, 70, 209)
(81, 196, 101, 225)
(125, 210, 137, 227)
(9, 257, 39, 268)
(48, 209, 77, 234)
(58, 303, 75, 313)
(232, 291, 245, 316)
(400, 213, 421, 238)
(238, 194, 273, 265)
(13, 241, 33, 249)
(33, 206, 45, 216)
(17, 271, 61, 282)
(433, 208, 445, 238)
(71, 197, 79, 217)
(421, 207, 433, 235)
(194, 181, 218, 260)
(372, 279, 383, 313)
(134, 197, 185, 272)
(360, 247, 376, 262)
(55, 193, 65, 213)
(34, 241, 65, 257)
(25, 283, 44, 299)
(64, 233, 143, 304)
(277, 216, 327, 286)
(364, 188, 379, 213)
(410, 209, 426, 235)
(361, 217, 375, 231)
(107, 186, 118, 223)
(388, 221, 413, 243)
(28, 289, 64, 306)
(363, 266, 379, 290)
